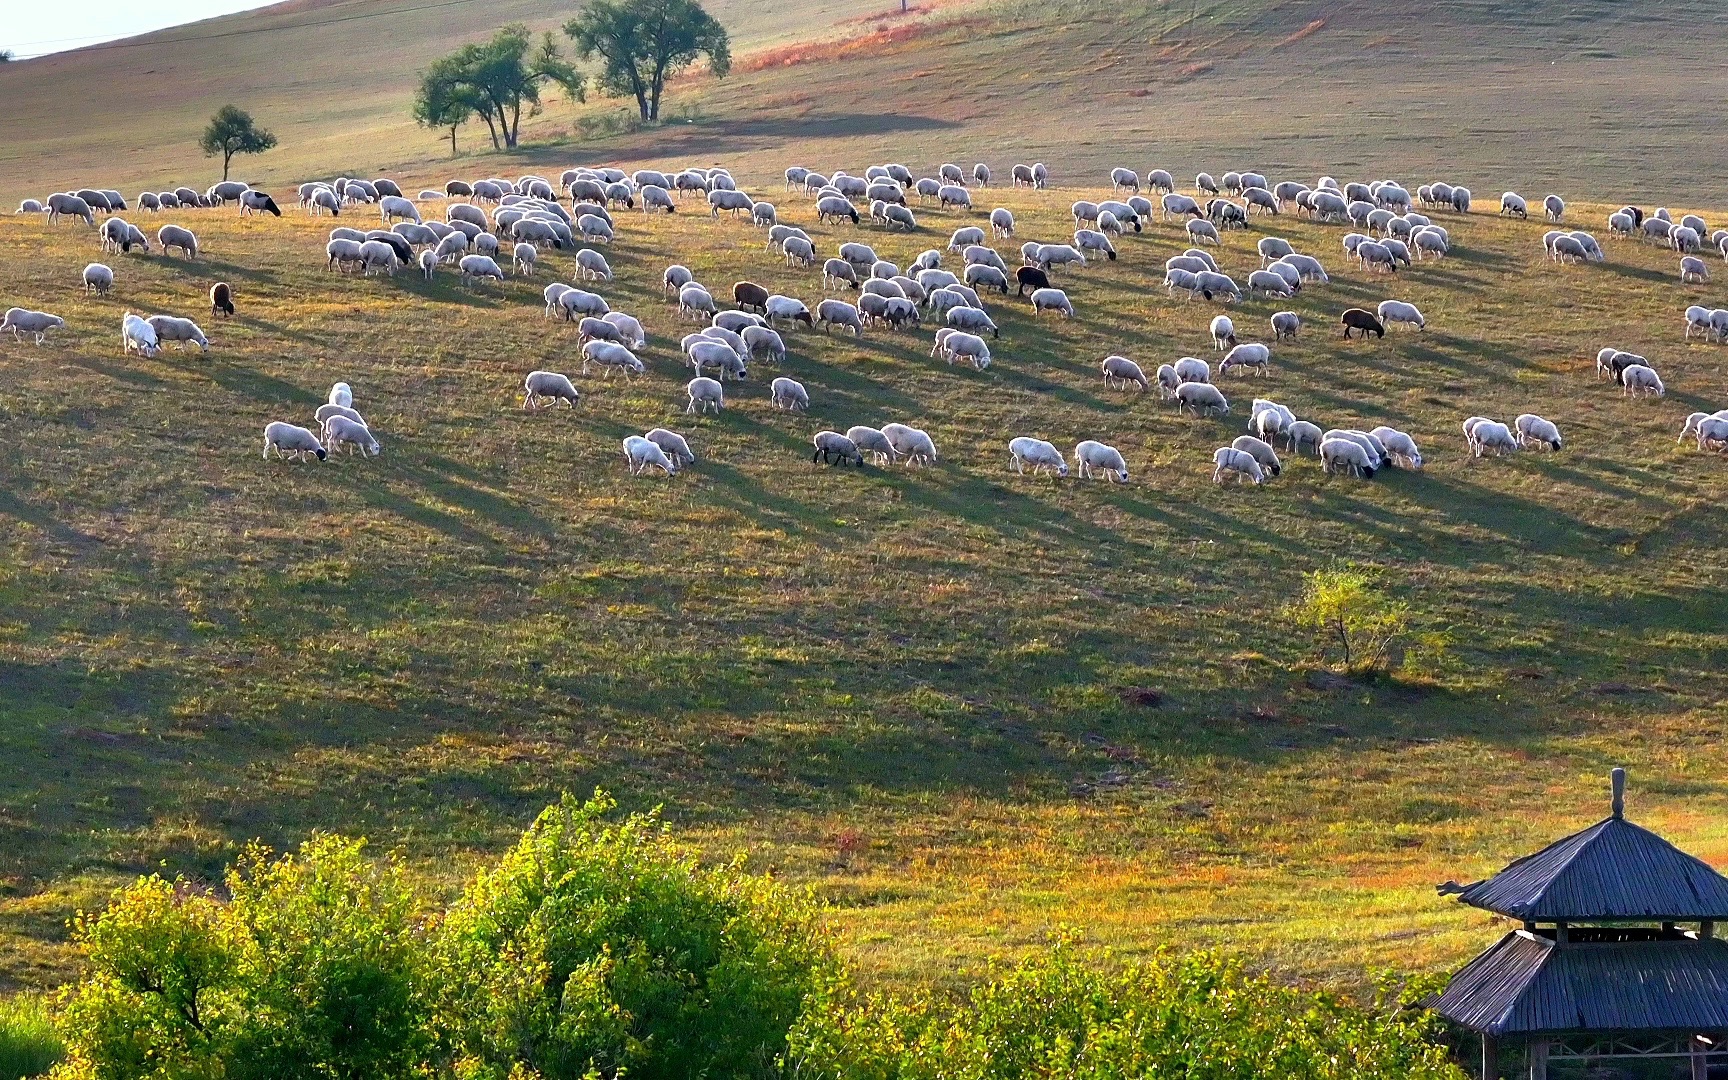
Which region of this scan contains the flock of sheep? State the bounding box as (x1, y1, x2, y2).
(6, 157, 1724, 485)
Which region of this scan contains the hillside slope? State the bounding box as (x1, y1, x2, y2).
(2, 0, 1727, 201)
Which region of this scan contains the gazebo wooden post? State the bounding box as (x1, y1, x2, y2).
(1529, 1038, 1548, 1080)
(1691, 1035, 1707, 1080)
(1483, 1034, 1497, 1080)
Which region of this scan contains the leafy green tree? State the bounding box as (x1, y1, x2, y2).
(421, 26, 583, 151)
(1287, 565, 1411, 672)
(198, 105, 277, 182)
(413, 60, 481, 156)
(564, 0, 731, 122)
(437, 791, 835, 1080)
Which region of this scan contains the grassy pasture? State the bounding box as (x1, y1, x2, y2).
(2, 158, 1728, 994)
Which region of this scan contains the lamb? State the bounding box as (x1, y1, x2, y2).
(263, 422, 327, 462)
(1213, 447, 1265, 485)
(324, 415, 381, 457)
(511, 242, 539, 275)
(1008, 437, 1068, 477)
(146, 315, 209, 352)
(812, 431, 865, 467)
(1340, 308, 1385, 339)
(771, 377, 810, 411)
(1620, 364, 1664, 396)
(157, 225, 199, 258)
(1320, 437, 1375, 478)
(622, 435, 678, 477)
(1211, 315, 1237, 349)
(818, 299, 865, 336)
(1219, 342, 1270, 376)
(1230, 434, 1281, 476)
(1514, 414, 1563, 451)
(1174, 381, 1229, 416)
(120, 311, 159, 356)
(1073, 440, 1128, 482)
(1377, 300, 1425, 330)
(1, 308, 66, 345)
(1101, 355, 1149, 391)
(522, 370, 580, 409)
(1030, 288, 1074, 317)
(1368, 426, 1422, 468)
(83, 262, 114, 296)
(882, 423, 938, 465)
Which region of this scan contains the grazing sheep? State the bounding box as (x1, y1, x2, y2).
(1286, 420, 1323, 454)
(743, 324, 786, 361)
(816, 196, 860, 224)
(1231, 434, 1281, 476)
(582, 340, 645, 378)
(1220, 342, 1270, 376)
(1030, 288, 1074, 317)
(1187, 219, 1222, 245)
(678, 284, 717, 320)
(763, 295, 813, 328)
(771, 377, 810, 411)
(1211, 315, 1237, 349)
(1008, 437, 1068, 477)
(1074, 229, 1117, 261)
(1213, 447, 1266, 484)
(1682, 256, 1710, 283)
(942, 331, 992, 369)
(119, 311, 159, 356)
(1101, 355, 1149, 391)
(569, 248, 612, 281)
(817, 299, 865, 336)
(812, 431, 865, 467)
(1174, 357, 1211, 384)
(1340, 308, 1385, 339)
(1514, 413, 1562, 451)
(1500, 192, 1528, 219)
(1074, 440, 1128, 482)
(17, 198, 45, 213)
(47, 193, 96, 226)
(882, 423, 938, 465)
(1270, 311, 1300, 341)
(1620, 364, 1664, 396)
(577, 316, 620, 344)
(146, 315, 209, 352)
(1320, 437, 1375, 478)
(619, 435, 676, 477)
(324, 415, 381, 457)
(989, 207, 1015, 239)
(1470, 420, 1520, 456)
(1248, 269, 1295, 298)
(1193, 271, 1241, 302)
(510, 242, 538, 275)
(263, 422, 327, 462)
(2, 308, 66, 345)
(1376, 300, 1425, 331)
(157, 224, 199, 258)
(83, 262, 114, 296)
(964, 264, 1010, 293)
(522, 370, 580, 410)
(1175, 381, 1229, 416)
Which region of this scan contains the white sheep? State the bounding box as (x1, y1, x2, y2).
(522, 370, 580, 409)
(1175, 381, 1229, 416)
(582, 340, 645, 378)
(1377, 300, 1426, 330)
(120, 311, 159, 356)
(2, 307, 66, 345)
(1247, 269, 1295, 298)
(771, 376, 810, 411)
(1174, 356, 1211, 384)
(458, 254, 506, 284)
(1101, 355, 1148, 391)
(818, 299, 865, 336)
(1368, 426, 1422, 468)
(1230, 434, 1281, 476)
(1219, 342, 1270, 376)
(512, 242, 538, 275)
(1213, 447, 1265, 484)
(1514, 414, 1562, 451)
(1008, 437, 1068, 477)
(1620, 364, 1664, 396)
(678, 284, 717, 320)
(645, 428, 695, 467)
(146, 315, 209, 352)
(882, 423, 938, 465)
(845, 426, 896, 464)
(687, 376, 725, 414)
(812, 431, 865, 467)
(1074, 440, 1128, 482)
(622, 435, 677, 477)
(83, 263, 114, 296)
(1470, 420, 1519, 456)
(1187, 219, 1221, 245)
(1682, 256, 1710, 284)
(157, 224, 199, 258)
(1320, 437, 1375, 478)
(990, 208, 1015, 238)
(1210, 315, 1236, 349)
(1287, 420, 1323, 453)
(1270, 311, 1300, 340)
(263, 422, 327, 462)
(1030, 288, 1073, 317)
(324, 415, 381, 457)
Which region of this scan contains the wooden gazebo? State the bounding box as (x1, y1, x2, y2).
(1430, 769, 1728, 1080)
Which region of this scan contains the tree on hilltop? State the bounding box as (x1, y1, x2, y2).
(199, 105, 277, 182)
(417, 26, 584, 151)
(564, 0, 731, 123)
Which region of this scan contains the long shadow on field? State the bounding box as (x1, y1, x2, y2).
(0, 487, 96, 548)
(393, 462, 561, 543)
(354, 479, 507, 552)
(202, 360, 324, 406)
(886, 468, 1160, 558)
(1393, 471, 1614, 555)
(63, 353, 171, 389)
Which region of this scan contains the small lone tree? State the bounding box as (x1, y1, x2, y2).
(418, 26, 583, 151)
(1287, 565, 1411, 673)
(199, 105, 276, 182)
(0, 49, 15, 62)
(565, 0, 731, 123)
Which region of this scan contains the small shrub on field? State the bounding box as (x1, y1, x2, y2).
(435, 790, 836, 1080)
(0, 994, 62, 1079)
(787, 940, 1467, 1080)
(1287, 565, 1449, 675)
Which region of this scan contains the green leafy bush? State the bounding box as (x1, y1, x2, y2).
(53, 836, 432, 1080)
(437, 791, 835, 1080)
(788, 940, 1466, 1080)
(0, 994, 63, 1079)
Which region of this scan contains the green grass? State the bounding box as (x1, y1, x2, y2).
(3, 171, 1727, 991)
(4, 0, 1728, 1001)
(0, 994, 62, 1080)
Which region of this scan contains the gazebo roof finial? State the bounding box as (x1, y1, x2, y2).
(1611, 767, 1625, 820)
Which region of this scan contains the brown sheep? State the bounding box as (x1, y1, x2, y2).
(1015, 265, 1051, 297)
(210, 282, 235, 318)
(733, 281, 770, 313)
(1340, 308, 1385, 339)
